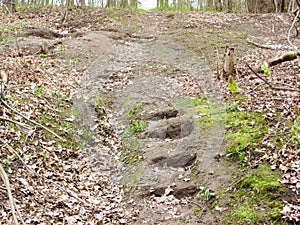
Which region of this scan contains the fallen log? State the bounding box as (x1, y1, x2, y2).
(257, 51, 300, 73)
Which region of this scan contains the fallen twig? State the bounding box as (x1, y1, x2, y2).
(246, 39, 294, 50)
(0, 138, 91, 208)
(266, 51, 300, 68)
(0, 142, 25, 225)
(0, 163, 19, 225)
(225, 177, 243, 193)
(246, 63, 300, 92)
(1, 3, 13, 17)
(0, 116, 33, 134)
(0, 99, 65, 141)
(1, 139, 35, 175)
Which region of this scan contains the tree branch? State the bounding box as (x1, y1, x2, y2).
(0, 163, 19, 225)
(254, 51, 300, 73)
(0, 116, 33, 134)
(0, 139, 91, 208)
(267, 51, 300, 67)
(246, 63, 300, 92)
(246, 39, 294, 50)
(1, 99, 65, 141)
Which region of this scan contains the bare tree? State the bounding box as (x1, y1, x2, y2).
(120, 0, 128, 7)
(106, 0, 117, 7)
(130, 0, 138, 7)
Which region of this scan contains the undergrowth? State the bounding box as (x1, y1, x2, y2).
(221, 95, 290, 224)
(120, 103, 147, 165)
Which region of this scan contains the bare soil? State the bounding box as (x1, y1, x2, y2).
(1, 8, 299, 224)
(69, 11, 293, 224)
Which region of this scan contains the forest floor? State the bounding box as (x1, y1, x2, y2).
(0, 6, 300, 224)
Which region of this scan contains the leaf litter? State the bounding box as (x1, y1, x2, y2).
(0, 7, 300, 224)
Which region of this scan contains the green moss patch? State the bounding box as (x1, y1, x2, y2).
(224, 165, 284, 224)
(225, 109, 269, 166)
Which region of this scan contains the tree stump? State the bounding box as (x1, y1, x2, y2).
(222, 46, 234, 80)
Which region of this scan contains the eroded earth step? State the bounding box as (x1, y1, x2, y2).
(76, 31, 226, 223)
(82, 36, 224, 194)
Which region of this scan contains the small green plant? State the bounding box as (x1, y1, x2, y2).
(74, 58, 81, 63)
(59, 122, 73, 134)
(120, 147, 141, 164)
(261, 62, 271, 76)
(198, 186, 216, 200)
(0, 37, 10, 45)
(228, 82, 239, 94)
(178, 217, 187, 222)
(291, 116, 300, 141)
(22, 204, 29, 210)
(130, 119, 147, 133)
(228, 76, 240, 94)
(78, 142, 86, 149)
(121, 124, 145, 165)
(62, 69, 69, 74)
(36, 87, 44, 95)
(193, 208, 201, 214)
(205, 29, 214, 34)
(42, 152, 48, 160)
(81, 129, 93, 142)
(149, 65, 157, 70)
(127, 104, 147, 133)
(226, 104, 237, 112)
(128, 104, 143, 120)
(6, 156, 14, 165)
(120, 103, 147, 164)
(40, 53, 47, 58)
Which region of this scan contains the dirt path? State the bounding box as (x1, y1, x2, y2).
(2, 8, 299, 224)
(73, 12, 238, 224)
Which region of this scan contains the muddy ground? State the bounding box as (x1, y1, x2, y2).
(1, 8, 299, 224)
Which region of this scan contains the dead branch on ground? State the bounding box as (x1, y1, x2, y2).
(1, 3, 13, 16)
(246, 63, 300, 92)
(1, 99, 65, 141)
(255, 51, 300, 73)
(0, 138, 92, 208)
(264, 51, 299, 67)
(0, 116, 33, 134)
(246, 39, 294, 50)
(0, 163, 19, 225)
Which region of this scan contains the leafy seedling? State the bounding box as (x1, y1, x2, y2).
(228, 76, 240, 94)
(261, 62, 271, 76)
(198, 186, 216, 201)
